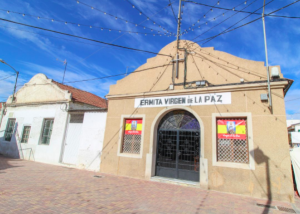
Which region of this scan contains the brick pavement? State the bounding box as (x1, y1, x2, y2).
(0, 156, 299, 214)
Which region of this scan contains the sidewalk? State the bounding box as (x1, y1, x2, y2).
(0, 156, 299, 214)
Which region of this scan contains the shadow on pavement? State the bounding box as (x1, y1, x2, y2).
(0, 156, 21, 173)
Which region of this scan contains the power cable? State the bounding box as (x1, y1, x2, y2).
(201, 0, 274, 45)
(185, 46, 286, 104)
(75, 0, 175, 36)
(169, 0, 178, 24)
(182, 40, 284, 100)
(1, 8, 168, 36)
(0, 17, 172, 57)
(77, 2, 178, 64)
(181, 0, 221, 34)
(193, 54, 250, 81)
(0, 74, 15, 82)
(0, 24, 117, 48)
(193, 53, 287, 100)
(16, 63, 171, 87)
(191, 0, 260, 41)
(193, 48, 267, 78)
(193, 53, 264, 79)
(193, 0, 300, 44)
(124, 0, 175, 35)
(87, 62, 172, 168)
(184, 1, 300, 19)
(285, 97, 300, 102)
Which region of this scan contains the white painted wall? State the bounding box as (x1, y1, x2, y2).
(0, 103, 107, 171)
(291, 132, 300, 144)
(0, 104, 68, 164)
(287, 120, 300, 127)
(75, 112, 107, 171)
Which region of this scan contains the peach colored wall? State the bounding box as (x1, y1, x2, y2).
(100, 40, 294, 202)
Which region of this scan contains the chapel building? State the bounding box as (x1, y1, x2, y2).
(100, 40, 294, 202)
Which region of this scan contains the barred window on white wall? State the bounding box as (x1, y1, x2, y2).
(40, 119, 54, 145)
(217, 118, 249, 164)
(5, 118, 16, 142)
(21, 126, 31, 143)
(122, 119, 143, 154)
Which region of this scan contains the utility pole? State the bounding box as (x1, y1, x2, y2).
(0, 59, 19, 102)
(176, 0, 182, 49)
(175, 0, 182, 78)
(57, 59, 67, 84)
(262, 0, 272, 114)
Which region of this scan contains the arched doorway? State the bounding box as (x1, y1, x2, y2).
(155, 110, 200, 182)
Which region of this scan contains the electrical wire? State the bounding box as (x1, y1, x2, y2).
(191, 0, 260, 41)
(193, 47, 267, 78)
(193, 0, 300, 44)
(285, 97, 300, 102)
(0, 8, 168, 36)
(0, 24, 118, 48)
(181, 0, 221, 34)
(75, 0, 176, 36)
(78, 2, 180, 64)
(125, 0, 175, 35)
(0, 17, 172, 57)
(183, 1, 300, 19)
(15, 64, 171, 87)
(169, 0, 178, 24)
(181, 41, 284, 100)
(184, 3, 194, 30)
(0, 74, 15, 82)
(201, 0, 274, 44)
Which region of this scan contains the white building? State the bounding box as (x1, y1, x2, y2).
(288, 122, 300, 148)
(287, 120, 300, 127)
(0, 74, 107, 171)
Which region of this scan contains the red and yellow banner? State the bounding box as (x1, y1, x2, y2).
(125, 119, 142, 135)
(217, 120, 246, 140)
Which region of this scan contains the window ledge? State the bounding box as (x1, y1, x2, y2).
(213, 161, 254, 170)
(117, 153, 142, 159)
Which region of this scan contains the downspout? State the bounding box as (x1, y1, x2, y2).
(59, 103, 70, 163)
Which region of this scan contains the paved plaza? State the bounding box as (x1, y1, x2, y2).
(0, 156, 299, 214)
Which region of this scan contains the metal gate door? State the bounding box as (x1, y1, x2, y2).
(155, 110, 200, 182)
(62, 114, 84, 165)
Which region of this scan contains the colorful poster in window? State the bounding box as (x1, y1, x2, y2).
(125, 119, 142, 135)
(217, 120, 246, 140)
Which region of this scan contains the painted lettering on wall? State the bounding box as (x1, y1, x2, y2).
(134, 92, 231, 108)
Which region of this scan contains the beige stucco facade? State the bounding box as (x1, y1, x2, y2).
(100, 40, 294, 202)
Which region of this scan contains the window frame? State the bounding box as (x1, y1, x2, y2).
(212, 113, 255, 170)
(117, 115, 146, 158)
(21, 125, 31, 143)
(39, 118, 54, 145)
(4, 118, 16, 142)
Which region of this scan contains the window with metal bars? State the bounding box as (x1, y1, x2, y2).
(121, 119, 142, 154)
(40, 119, 54, 145)
(21, 126, 31, 143)
(4, 118, 16, 141)
(216, 118, 249, 164)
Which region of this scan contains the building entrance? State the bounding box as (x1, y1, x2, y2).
(155, 110, 200, 182)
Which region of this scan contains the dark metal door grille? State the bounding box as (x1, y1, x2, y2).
(156, 110, 200, 182)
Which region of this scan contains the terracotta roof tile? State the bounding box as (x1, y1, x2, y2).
(52, 81, 107, 109)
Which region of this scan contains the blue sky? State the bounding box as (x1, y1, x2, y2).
(0, 0, 299, 119)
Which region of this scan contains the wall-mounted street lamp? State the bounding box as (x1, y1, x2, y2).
(0, 59, 19, 102)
